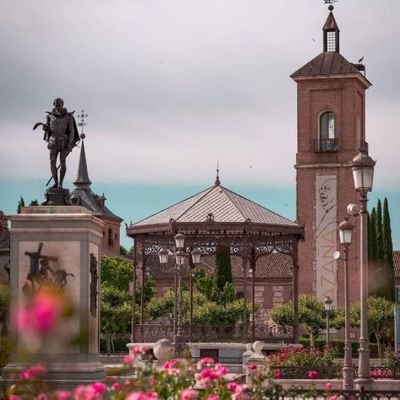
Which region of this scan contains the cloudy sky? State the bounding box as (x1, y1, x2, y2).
(0, 0, 399, 248)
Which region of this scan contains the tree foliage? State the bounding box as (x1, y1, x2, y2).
(350, 296, 394, 358)
(368, 198, 394, 300)
(269, 295, 339, 347)
(146, 268, 245, 326)
(17, 196, 25, 214)
(215, 245, 232, 292)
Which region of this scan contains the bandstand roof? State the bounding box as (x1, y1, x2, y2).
(127, 181, 302, 236)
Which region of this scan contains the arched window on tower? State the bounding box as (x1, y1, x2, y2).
(317, 111, 337, 152)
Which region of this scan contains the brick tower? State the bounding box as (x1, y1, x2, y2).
(291, 5, 371, 307)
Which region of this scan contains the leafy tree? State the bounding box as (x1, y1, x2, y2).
(376, 200, 384, 261)
(350, 296, 394, 358)
(29, 199, 39, 206)
(270, 295, 337, 348)
(368, 209, 377, 261)
(146, 270, 246, 327)
(383, 198, 394, 301)
(369, 198, 394, 300)
(215, 245, 232, 292)
(17, 196, 25, 213)
(101, 257, 132, 292)
(0, 284, 9, 337)
(100, 258, 133, 352)
(120, 245, 127, 256)
(100, 257, 155, 352)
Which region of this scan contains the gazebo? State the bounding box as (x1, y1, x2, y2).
(126, 176, 304, 344)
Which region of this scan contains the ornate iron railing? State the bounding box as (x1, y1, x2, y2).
(314, 138, 338, 152)
(286, 388, 400, 399)
(132, 324, 293, 343)
(270, 364, 342, 379)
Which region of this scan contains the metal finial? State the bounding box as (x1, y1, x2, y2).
(77, 109, 88, 137)
(324, 0, 338, 10)
(215, 161, 220, 186)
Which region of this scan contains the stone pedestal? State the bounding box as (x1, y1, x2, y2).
(2, 206, 105, 382)
(42, 188, 71, 206)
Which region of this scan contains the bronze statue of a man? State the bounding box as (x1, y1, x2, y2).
(34, 98, 79, 188)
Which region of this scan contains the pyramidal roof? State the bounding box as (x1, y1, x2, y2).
(131, 183, 299, 228)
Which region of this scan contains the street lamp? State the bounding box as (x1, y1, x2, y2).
(158, 233, 201, 356)
(324, 296, 333, 345)
(352, 149, 375, 384)
(338, 217, 354, 390)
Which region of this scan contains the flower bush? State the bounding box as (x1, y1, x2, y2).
(268, 346, 341, 379)
(5, 285, 329, 399)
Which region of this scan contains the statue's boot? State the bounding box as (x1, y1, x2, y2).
(59, 164, 66, 189)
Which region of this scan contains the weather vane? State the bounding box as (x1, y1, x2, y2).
(77, 109, 88, 137)
(215, 161, 221, 186)
(324, 0, 338, 10)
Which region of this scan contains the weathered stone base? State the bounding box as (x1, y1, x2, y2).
(42, 188, 71, 206)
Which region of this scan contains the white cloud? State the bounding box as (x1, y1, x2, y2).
(0, 0, 399, 189)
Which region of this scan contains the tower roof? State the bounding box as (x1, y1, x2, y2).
(291, 52, 362, 78)
(74, 135, 92, 189)
(323, 10, 339, 32)
(71, 135, 122, 222)
(291, 7, 371, 87)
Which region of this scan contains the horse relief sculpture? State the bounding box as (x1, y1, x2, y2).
(23, 243, 74, 295)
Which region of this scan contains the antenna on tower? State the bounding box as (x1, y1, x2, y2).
(77, 109, 88, 138)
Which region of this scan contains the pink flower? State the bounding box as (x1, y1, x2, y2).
(274, 369, 283, 379)
(13, 290, 63, 336)
(137, 345, 150, 353)
(123, 355, 136, 365)
(112, 382, 120, 391)
(126, 392, 158, 400)
(207, 395, 219, 400)
(325, 382, 333, 390)
(55, 391, 71, 400)
(308, 370, 320, 379)
(227, 382, 238, 392)
(214, 364, 228, 377)
(180, 389, 199, 400)
(34, 394, 48, 400)
(162, 359, 177, 370)
(73, 385, 98, 400)
(91, 382, 107, 394)
(247, 364, 257, 370)
(328, 396, 337, 400)
(19, 363, 46, 380)
(9, 396, 22, 400)
(196, 357, 214, 370)
(30, 363, 46, 378)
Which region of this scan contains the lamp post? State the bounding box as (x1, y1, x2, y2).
(352, 149, 375, 384)
(248, 267, 255, 342)
(324, 296, 333, 345)
(189, 248, 201, 341)
(159, 233, 201, 356)
(338, 217, 354, 389)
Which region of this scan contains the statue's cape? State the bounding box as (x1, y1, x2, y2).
(69, 112, 80, 147)
(46, 110, 80, 148)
